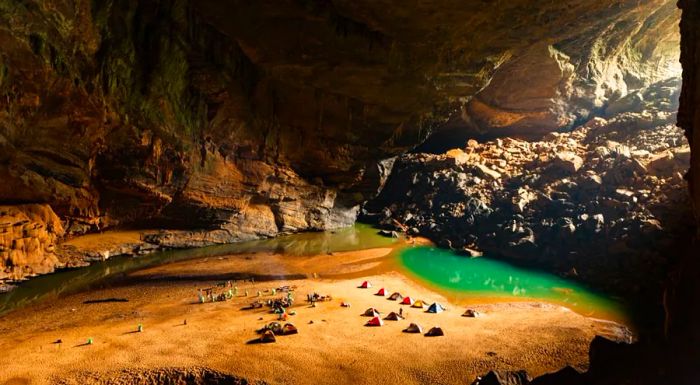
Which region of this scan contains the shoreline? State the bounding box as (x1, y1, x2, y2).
(1, 227, 634, 328)
(0, 255, 631, 384)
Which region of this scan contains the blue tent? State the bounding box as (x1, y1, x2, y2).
(426, 302, 445, 314)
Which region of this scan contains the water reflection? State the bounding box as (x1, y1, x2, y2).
(0, 224, 394, 315)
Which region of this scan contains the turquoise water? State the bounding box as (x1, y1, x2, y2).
(0, 224, 627, 323)
(398, 246, 628, 322)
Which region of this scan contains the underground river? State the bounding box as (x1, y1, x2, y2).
(0, 224, 629, 324)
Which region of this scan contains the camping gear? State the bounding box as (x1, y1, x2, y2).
(363, 308, 381, 317)
(388, 292, 403, 301)
(260, 330, 276, 343)
(401, 296, 414, 305)
(384, 312, 404, 321)
(261, 322, 283, 335)
(359, 281, 372, 288)
(463, 309, 480, 317)
(403, 323, 423, 333)
(425, 326, 444, 336)
(341, 302, 351, 307)
(366, 316, 383, 326)
(282, 323, 299, 335)
(375, 288, 388, 296)
(411, 300, 426, 308)
(427, 302, 445, 313)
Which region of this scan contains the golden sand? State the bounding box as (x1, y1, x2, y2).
(0, 247, 628, 385)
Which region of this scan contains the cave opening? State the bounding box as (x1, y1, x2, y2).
(364, 1, 692, 336)
(0, 0, 699, 384)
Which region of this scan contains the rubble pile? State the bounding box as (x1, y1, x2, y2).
(363, 113, 693, 295)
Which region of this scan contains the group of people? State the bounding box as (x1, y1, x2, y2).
(196, 280, 250, 303)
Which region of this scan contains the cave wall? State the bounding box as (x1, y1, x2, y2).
(679, 0, 700, 225)
(0, 0, 684, 281)
(457, 1, 681, 138)
(673, 0, 700, 358)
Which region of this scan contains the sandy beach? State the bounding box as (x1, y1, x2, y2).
(0, 246, 629, 385)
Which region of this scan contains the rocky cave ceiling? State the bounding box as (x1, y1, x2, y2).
(0, 0, 682, 240)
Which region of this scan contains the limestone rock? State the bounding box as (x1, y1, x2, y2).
(0, 205, 64, 284)
(552, 152, 584, 173)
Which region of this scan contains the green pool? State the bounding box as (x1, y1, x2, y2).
(398, 245, 628, 323)
(0, 224, 628, 324)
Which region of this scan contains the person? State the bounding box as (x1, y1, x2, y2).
(399, 308, 403, 317)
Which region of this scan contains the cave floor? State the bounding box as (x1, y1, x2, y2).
(0, 245, 629, 385)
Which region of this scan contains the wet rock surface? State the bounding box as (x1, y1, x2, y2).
(364, 100, 693, 297)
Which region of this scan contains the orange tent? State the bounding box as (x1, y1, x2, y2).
(359, 281, 372, 288)
(363, 308, 381, 317)
(425, 326, 444, 336)
(375, 288, 388, 296)
(388, 292, 403, 301)
(366, 316, 384, 326)
(401, 296, 414, 305)
(403, 323, 423, 333)
(384, 312, 404, 321)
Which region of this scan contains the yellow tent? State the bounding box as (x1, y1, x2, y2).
(411, 300, 426, 308)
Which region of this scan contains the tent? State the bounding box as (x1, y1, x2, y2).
(375, 288, 388, 296)
(425, 326, 444, 337)
(359, 281, 372, 288)
(400, 296, 414, 305)
(363, 307, 381, 317)
(411, 300, 426, 308)
(282, 323, 298, 335)
(366, 316, 384, 326)
(260, 330, 276, 343)
(403, 323, 423, 333)
(388, 292, 403, 301)
(462, 309, 480, 318)
(384, 312, 404, 321)
(426, 302, 445, 313)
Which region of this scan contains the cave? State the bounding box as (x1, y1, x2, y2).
(0, 0, 699, 384)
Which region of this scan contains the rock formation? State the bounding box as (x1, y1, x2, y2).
(0, 1, 685, 283)
(0, 204, 64, 290)
(364, 98, 692, 297)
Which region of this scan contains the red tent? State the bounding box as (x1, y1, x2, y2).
(359, 281, 372, 288)
(401, 296, 414, 305)
(366, 316, 384, 327)
(375, 288, 388, 296)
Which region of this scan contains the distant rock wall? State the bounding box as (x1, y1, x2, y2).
(0, 204, 64, 287)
